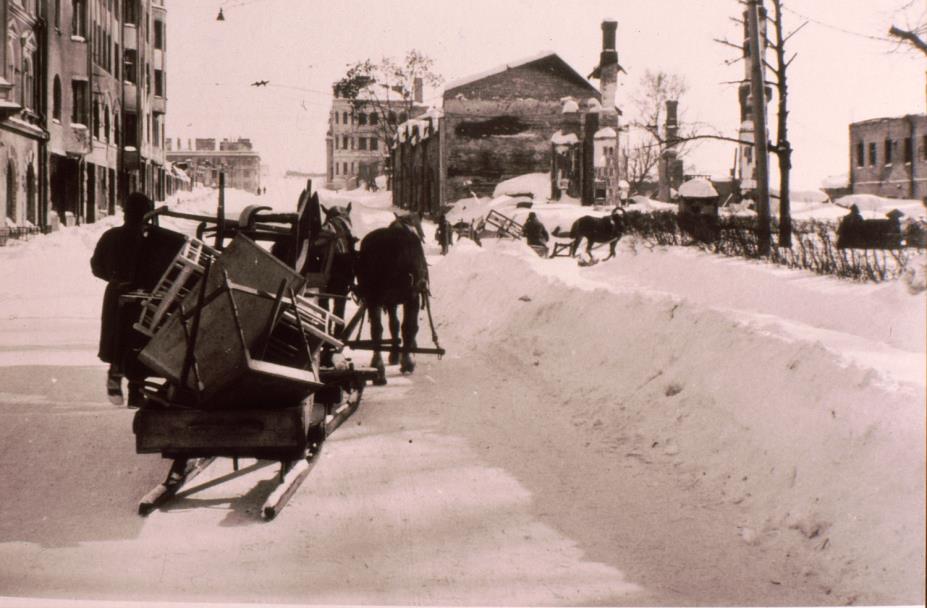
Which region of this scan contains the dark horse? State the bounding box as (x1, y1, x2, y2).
(561, 208, 626, 259)
(307, 203, 356, 322)
(355, 212, 427, 385)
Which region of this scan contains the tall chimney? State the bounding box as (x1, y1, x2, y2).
(598, 20, 619, 113)
(413, 77, 423, 104)
(665, 100, 679, 146)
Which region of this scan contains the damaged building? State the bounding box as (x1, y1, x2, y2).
(390, 20, 623, 215)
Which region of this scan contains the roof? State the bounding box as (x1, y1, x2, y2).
(678, 178, 718, 199)
(849, 113, 926, 128)
(444, 51, 600, 97)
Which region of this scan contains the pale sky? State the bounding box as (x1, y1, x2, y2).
(165, 0, 926, 190)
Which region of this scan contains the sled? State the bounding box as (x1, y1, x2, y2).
(484, 209, 524, 239)
(130, 179, 376, 520)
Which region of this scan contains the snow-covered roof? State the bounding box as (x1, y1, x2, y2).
(444, 51, 600, 97)
(594, 127, 617, 139)
(678, 178, 718, 199)
(561, 99, 579, 113)
(551, 130, 579, 145)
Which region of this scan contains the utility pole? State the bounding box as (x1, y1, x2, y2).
(747, 0, 771, 255)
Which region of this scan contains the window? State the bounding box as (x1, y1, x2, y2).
(123, 0, 137, 26)
(342, 135, 348, 149)
(93, 98, 100, 138)
(71, 79, 88, 124)
(868, 142, 877, 166)
(884, 139, 893, 165)
(924, 135, 927, 161)
(399, 112, 408, 122)
(370, 138, 378, 151)
(904, 137, 913, 164)
(104, 105, 110, 141)
(334, 163, 339, 175)
(72, 0, 87, 37)
(124, 49, 137, 84)
(358, 137, 367, 150)
(370, 112, 378, 125)
(342, 111, 348, 124)
(350, 137, 354, 150)
(342, 162, 348, 175)
(54, 0, 61, 28)
(333, 112, 338, 125)
(358, 113, 367, 126)
(21, 54, 34, 110)
(52, 76, 62, 120)
(388, 111, 396, 123)
(154, 21, 165, 50)
(124, 111, 137, 146)
(154, 69, 164, 96)
(856, 142, 864, 168)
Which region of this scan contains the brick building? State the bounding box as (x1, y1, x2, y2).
(167, 137, 262, 194)
(1, 0, 171, 237)
(325, 82, 425, 190)
(849, 114, 927, 200)
(390, 20, 622, 214)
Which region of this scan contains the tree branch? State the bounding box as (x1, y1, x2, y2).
(889, 24, 927, 55)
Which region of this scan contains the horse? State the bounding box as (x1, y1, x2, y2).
(558, 208, 626, 260)
(306, 203, 356, 321)
(355, 212, 428, 385)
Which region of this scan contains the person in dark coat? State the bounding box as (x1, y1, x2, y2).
(434, 214, 453, 255)
(523, 212, 549, 257)
(91, 192, 154, 406)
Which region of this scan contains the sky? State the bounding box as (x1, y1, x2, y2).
(164, 0, 926, 190)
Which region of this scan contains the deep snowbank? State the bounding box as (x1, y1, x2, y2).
(428, 239, 925, 604)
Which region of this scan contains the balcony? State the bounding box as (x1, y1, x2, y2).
(123, 81, 138, 109)
(123, 24, 137, 51)
(151, 96, 166, 113)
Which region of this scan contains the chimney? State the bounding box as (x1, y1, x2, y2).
(665, 100, 679, 146)
(413, 77, 423, 104)
(598, 20, 619, 114)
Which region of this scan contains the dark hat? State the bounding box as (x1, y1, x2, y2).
(124, 192, 154, 224)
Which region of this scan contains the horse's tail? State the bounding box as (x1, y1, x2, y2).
(552, 226, 570, 238)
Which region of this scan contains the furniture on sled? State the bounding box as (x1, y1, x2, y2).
(129, 181, 377, 520)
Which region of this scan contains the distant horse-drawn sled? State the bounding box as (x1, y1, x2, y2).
(115, 178, 442, 519)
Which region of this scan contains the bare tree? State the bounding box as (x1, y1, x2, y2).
(625, 70, 691, 195)
(333, 50, 443, 146)
(764, 0, 807, 248)
(889, 0, 927, 55)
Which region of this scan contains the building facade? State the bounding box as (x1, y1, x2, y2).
(1, 0, 45, 230)
(389, 22, 621, 214)
(1, 0, 170, 237)
(849, 114, 927, 200)
(167, 137, 262, 194)
(325, 83, 424, 191)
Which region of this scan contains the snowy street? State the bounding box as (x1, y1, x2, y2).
(0, 179, 924, 606)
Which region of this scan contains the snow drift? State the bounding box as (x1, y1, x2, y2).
(428, 238, 925, 605)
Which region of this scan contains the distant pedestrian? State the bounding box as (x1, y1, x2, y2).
(435, 214, 453, 255)
(91, 192, 154, 407)
(523, 212, 549, 257)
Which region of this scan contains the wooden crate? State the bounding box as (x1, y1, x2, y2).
(133, 403, 318, 460)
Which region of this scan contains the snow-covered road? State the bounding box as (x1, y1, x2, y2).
(0, 179, 923, 606)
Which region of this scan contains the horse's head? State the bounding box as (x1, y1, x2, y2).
(392, 211, 425, 242)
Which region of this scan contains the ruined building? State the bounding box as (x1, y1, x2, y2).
(389, 20, 622, 215)
(167, 137, 262, 194)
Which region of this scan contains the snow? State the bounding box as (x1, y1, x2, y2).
(594, 126, 617, 139)
(491, 172, 551, 202)
(678, 177, 718, 198)
(428, 235, 925, 603)
(550, 130, 579, 145)
(834, 193, 926, 220)
(561, 99, 579, 113)
(0, 174, 923, 604)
